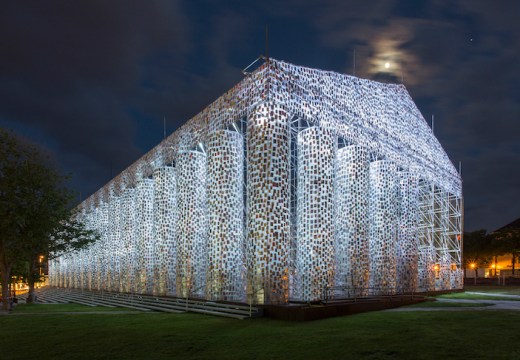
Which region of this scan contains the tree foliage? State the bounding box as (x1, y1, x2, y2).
(0, 128, 98, 309)
(491, 227, 520, 275)
(463, 229, 492, 277)
(463, 227, 520, 277)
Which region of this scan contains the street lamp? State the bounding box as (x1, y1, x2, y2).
(38, 255, 44, 287)
(470, 263, 477, 285)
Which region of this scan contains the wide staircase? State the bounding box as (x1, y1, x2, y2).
(34, 287, 262, 320)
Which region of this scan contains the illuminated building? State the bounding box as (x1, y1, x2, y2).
(49, 58, 463, 304)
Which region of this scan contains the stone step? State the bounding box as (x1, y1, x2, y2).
(36, 287, 262, 319)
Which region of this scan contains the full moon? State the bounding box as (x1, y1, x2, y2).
(384, 62, 390, 69)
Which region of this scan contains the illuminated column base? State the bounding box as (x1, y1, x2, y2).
(438, 253, 451, 290)
(246, 102, 290, 305)
(396, 171, 419, 293)
(334, 145, 370, 297)
(108, 195, 123, 292)
(154, 166, 177, 296)
(368, 160, 398, 295)
(136, 179, 155, 294)
(418, 247, 436, 291)
(207, 130, 245, 301)
(98, 203, 109, 291)
(176, 151, 207, 298)
(121, 188, 137, 294)
(295, 126, 335, 301)
(83, 210, 94, 290)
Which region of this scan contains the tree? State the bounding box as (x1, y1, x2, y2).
(491, 228, 520, 276)
(462, 229, 492, 279)
(25, 214, 99, 303)
(0, 128, 98, 310)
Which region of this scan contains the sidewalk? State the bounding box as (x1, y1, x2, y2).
(387, 292, 520, 312)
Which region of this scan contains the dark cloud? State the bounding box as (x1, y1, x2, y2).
(410, 1, 520, 231)
(1, 0, 518, 231)
(0, 0, 189, 195)
(300, 0, 520, 230)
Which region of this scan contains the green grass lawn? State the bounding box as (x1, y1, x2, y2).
(13, 303, 139, 313)
(463, 285, 520, 295)
(1, 304, 519, 360)
(437, 292, 520, 301)
(405, 301, 493, 308)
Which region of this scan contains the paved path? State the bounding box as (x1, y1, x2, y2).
(387, 292, 520, 312)
(466, 291, 520, 299)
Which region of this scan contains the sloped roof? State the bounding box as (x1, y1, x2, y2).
(79, 58, 462, 210)
(495, 218, 520, 232)
(268, 60, 461, 195)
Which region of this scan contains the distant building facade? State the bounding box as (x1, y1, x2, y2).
(49, 59, 463, 304)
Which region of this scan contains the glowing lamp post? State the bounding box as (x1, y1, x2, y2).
(39, 255, 44, 288)
(470, 263, 476, 285)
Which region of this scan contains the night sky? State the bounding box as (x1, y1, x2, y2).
(1, 1, 519, 232)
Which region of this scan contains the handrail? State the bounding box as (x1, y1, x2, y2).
(246, 285, 264, 318)
(322, 286, 421, 304)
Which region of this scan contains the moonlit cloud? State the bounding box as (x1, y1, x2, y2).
(368, 34, 412, 82)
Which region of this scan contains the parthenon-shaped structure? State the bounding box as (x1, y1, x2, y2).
(49, 58, 463, 304)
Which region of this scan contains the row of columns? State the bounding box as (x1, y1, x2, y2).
(49, 102, 462, 304)
(50, 130, 246, 302)
(292, 124, 462, 301)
